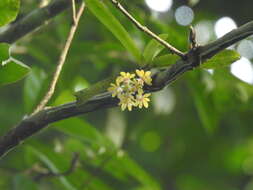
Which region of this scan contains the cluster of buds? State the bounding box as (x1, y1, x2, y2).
(108, 69, 152, 111)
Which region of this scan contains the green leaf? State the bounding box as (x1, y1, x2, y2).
(85, 0, 142, 62)
(0, 0, 20, 27)
(143, 34, 168, 63)
(0, 43, 10, 63)
(201, 50, 241, 69)
(150, 54, 179, 67)
(0, 58, 30, 87)
(0, 43, 31, 87)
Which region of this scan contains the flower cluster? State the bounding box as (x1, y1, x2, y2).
(108, 69, 152, 111)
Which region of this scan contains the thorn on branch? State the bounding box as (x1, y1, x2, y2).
(33, 153, 80, 181)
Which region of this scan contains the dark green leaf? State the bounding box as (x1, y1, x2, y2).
(85, 0, 142, 62)
(0, 0, 20, 26)
(0, 43, 10, 63)
(0, 58, 30, 87)
(201, 50, 241, 69)
(143, 34, 168, 63)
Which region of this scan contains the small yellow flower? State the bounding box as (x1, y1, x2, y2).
(107, 70, 152, 111)
(118, 94, 135, 111)
(108, 83, 123, 97)
(120, 71, 135, 79)
(135, 90, 151, 108)
(117, 72, 135, 85)
(131, 78, 144, 92)
(136, 69, 152, 85)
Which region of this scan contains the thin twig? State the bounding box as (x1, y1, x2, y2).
(33, 153, 80, 181)
(33, 2, 85, 114)
(109, 0, 185, 58)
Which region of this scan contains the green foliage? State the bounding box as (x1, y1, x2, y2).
(0, 0, 20, 26)
(0, 59, 30, 87)
(1, 1, 253, 190)
(85, 0, 142, 62)
(142, 34, 168, 63)
(0, 43, 30, 87)
(201, 50, 241, 69)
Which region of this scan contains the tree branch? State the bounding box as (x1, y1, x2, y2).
(33, 2, 85, 114)
(0, 0, 81, 43)
(0, 21, 252, 159)
(109, 0, 185, 58)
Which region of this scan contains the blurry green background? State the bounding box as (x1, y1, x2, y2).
(1, 0, 253, 189)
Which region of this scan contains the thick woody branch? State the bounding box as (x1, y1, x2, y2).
(0, 0, 81, 43)
(0, 21, 253, 159)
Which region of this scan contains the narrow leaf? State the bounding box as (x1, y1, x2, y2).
(85, 0, 142, 62)
(143, 34, 168, 63)
(201, 50, 241, 69)
(0, 0, 20, 26)
(0, 58, 30, 87)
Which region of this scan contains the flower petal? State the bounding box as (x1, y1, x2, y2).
(143, 101, 149, 108)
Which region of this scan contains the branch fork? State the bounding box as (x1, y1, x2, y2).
(0, 0, 253, 159)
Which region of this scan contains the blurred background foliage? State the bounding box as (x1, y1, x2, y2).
(1, 0, 253, 189)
